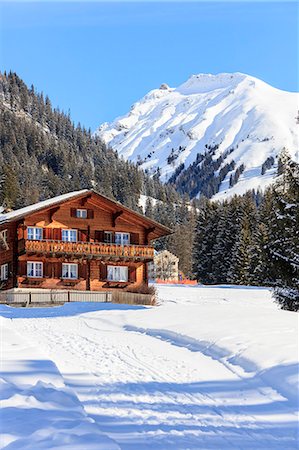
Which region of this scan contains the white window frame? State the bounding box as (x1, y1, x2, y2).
(107, 265, 128, 282)
(61, 229, 77, 242)
(115, 232, 130, 245)
(0, 263, 8, 281)
(62, 263, 78, 280)
(0, 229, 8, 241)
(27, 227, 43, 241)
(27, 261, 43, 278)
(76, 209, 87, 219)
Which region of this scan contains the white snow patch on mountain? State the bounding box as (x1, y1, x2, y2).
(96, 73, 298, 199)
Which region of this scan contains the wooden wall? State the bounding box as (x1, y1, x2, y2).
(0, 222, 17, 290)
(17, 255, 146, 291)
(23, 197, 147, 244)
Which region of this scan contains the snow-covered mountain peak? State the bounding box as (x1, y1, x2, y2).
(96, 72, 298, 200)
(176, 72, 249, 94)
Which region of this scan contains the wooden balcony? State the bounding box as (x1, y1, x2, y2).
(23, 240, 154, 261)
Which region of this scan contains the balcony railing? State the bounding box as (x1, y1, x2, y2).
(24, 240, 154, 260)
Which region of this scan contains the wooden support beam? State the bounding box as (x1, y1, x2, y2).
(81, 194, 92, 206)
(145, 227, 155, 244)
(86, 261, 91, 291)
(112, 210, 123, 227)
(49, 206, 60, 222)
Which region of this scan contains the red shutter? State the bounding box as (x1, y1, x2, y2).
(54, 262, 61, 278)
(129, 266, 136, 283)
(130, 233, 139, 245)
(79, 230, 87, 242)
(43, 228, 53, 240)
(71, 208, 76, 218)
(44, 262, 51, 278)
(53, 228, 62, 241)
(95, 231, 104, 242)
(18, 260, 27, 276)
(99, 264, 107, 281)
(79, 263, 87, 279)
(87, 209, 94, 219)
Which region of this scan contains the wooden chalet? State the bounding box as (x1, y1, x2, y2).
(0, 190, 171, 292)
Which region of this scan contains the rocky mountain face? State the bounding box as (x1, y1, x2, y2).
(96, 73, 298, 199)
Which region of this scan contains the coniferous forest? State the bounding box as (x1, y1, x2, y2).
(1, 71, 298, 311)
(193, 150, 299, 311)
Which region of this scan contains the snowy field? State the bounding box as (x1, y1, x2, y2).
(1, 285, 298, 449)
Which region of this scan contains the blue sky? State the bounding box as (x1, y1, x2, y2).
(0, 1, 298, 130)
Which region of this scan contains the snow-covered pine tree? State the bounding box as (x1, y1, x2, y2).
(144, 197, 154, 218)
(267, 150, 299, 311)
(228, 194, 257, 284)
(193, 198, 219, 283)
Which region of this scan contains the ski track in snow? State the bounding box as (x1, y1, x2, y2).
(1, 285, 298, 449)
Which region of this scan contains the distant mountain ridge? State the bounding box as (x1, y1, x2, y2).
(96, 72, 298, 199)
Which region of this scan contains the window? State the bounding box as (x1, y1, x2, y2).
(0, 229, 8, 241)
(104, 231, 113, 243)
(76, 209, 87, 219)
(27, 227, 43, 241)
(0, 264, 8, 281)
(107, 265, 128, 282)
(27, 262, 43, 278)
(62, 263, 78, 279)
(62, 229, 77, 242)
(115, 232, 130, 245)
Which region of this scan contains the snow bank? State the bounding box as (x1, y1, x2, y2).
(1, 286, 298, 449)
(0, 318, 119, 449)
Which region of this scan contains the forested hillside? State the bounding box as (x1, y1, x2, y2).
(0, 72, 181, 211)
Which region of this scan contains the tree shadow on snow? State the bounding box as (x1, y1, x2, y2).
(65, 362, 298, 450)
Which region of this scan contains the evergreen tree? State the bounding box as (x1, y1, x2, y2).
(267, 151, 299, 311)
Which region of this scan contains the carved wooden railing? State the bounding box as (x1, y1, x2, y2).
(25, 240, 154, 259)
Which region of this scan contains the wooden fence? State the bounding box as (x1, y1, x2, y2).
(112, 290, 155, 305)
(0, 290, 154, 306)
(0, 290, 111, 305)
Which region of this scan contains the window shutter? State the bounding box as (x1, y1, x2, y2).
(130, 233, 139, 245)
(99, 264, 107, 281)
(129, 266, 136, 282)
(79, 263, 87, 279)
(71, 208, 76, 218)
(18, 261, 27, 276)
(53, 228, 62, 241)
(44, 262, 51, 278)
(87, 209, 94, 219)
(43, 228, 53, 240)
(79, 230, 87, 242)
(95, 230, 104, 242)
(54, 262, 61, 278)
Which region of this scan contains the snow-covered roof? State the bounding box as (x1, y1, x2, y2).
(0, 190, 89, 225)
(0, 189, 172, 237)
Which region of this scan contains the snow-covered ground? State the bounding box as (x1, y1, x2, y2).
(1, 285, 298, 449)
